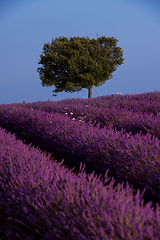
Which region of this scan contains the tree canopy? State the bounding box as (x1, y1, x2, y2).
(37, 36, 124, 98)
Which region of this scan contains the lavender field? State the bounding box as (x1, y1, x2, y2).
(0, 91, 160, 239)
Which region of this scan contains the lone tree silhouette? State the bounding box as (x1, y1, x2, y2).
(37, 36, 124, 98)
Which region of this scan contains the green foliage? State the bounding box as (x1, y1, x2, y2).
(37, 36, 124, 98)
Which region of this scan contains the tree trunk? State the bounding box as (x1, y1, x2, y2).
(88, 88, 92, 98)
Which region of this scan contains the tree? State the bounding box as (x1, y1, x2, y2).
(37, 36, 124, 98)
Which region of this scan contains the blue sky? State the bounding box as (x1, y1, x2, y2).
(0, 0, 160, 104)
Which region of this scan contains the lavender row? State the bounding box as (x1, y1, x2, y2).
(1, 127, 160, 239)
(10, 91, 160, 138)
(18, 91, 160, 115)
(0, 105, 160, 205)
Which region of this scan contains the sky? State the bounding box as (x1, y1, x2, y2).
(0, 0, 160, 104)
